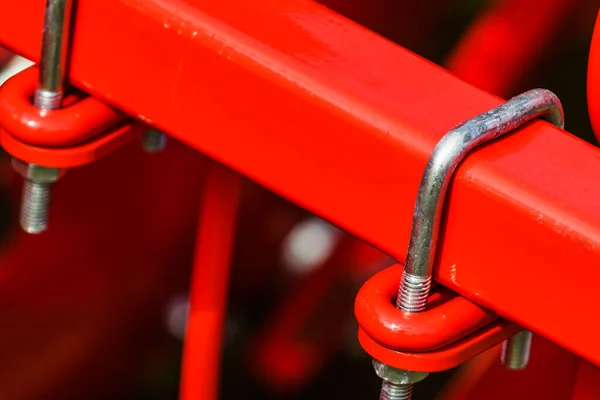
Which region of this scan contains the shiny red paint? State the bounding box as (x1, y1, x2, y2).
(355, 264, 498, 352)
(1, 120, 141, 168)
(588, 11, 600, 140)
(0, 67, 125, 147)
(1, 0, 600, 372)
(180, 163, 241, 400)
(358, 319, 520, 372)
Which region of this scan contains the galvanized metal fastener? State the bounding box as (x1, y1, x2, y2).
(502, 329, 533, 370)
(16, 0, 74, 234)
(376, 89, 564, 400)
(142, 128, 168, 153)
(373, 360, 428, 400)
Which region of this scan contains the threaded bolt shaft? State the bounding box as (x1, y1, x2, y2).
(501, 330, 532, 370)
(33, 89, 64, 110)
(380, 381, 412, 400)
(396, 272, 432, 312)
(20, 180, 51, 234)
(375, 272, 432, 400)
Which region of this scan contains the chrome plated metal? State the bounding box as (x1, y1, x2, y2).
(36, 0, 73, 108)
(398, 89, 564, 312)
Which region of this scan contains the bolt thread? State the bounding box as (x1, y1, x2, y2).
(380, 382, 412, 400)
(501, 330, 532, 370)
(20, 180, 51, 234)
(396, 272, 432, 312)
(34, 89, 64, 110)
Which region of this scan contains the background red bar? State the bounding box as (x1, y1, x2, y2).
(1, 0, 600, 364)
(181, 163, 240, 400)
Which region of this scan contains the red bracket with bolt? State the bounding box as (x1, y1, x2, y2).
(357, 89, 564, 399)
(355, 263, 521, 372)
(355, 263, 499, 352)
(0, 66, 140, 167)
(0, 66, 146, 234)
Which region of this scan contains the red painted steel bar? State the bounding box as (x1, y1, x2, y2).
(446, 0, 578, 97)
(588, 12, 600, 139)
(1, 0, 600, 364)
(180, 163, 241, 400)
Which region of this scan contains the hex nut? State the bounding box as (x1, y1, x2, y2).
(142, 129, 167, 153)
(372, 360, 429, 385)
(11, 159, 65, 183)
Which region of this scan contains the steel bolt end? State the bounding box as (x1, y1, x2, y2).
(142, 129, 167, 153)
(380, 381, 412, 400)
(396, 272, 432, 312)
(501, 330, 532, 370)
(20, 180, 51, 234)
(34, 88, 64, 110)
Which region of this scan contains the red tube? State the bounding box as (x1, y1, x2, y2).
(446, 0, 577, 97)
(588, 11, 600, 141)
(180, 163, 241, 400)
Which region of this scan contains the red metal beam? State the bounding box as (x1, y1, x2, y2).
(181, 163, 240, 400)
(1, 0, 599, 364)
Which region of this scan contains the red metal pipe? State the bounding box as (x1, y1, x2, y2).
(180, 163, 241, 400)
(588, 11, 600, 140)
(446, 0, 579, 97)
(1, 0, 600, 364)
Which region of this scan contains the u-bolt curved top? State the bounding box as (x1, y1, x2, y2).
(397, 89, 564, 313)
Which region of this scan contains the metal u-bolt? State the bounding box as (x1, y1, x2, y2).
(17, 0, 73, 234)
(376, 89, 564, 400)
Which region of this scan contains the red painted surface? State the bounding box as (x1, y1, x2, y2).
(0, 67, 125, 147)
(588, 11, 600, 140)
(180, 163, 241, 400)
(0, 0, 599, 363)
(1, 120, 141, 168)
(355, 264, 497, 352)
(358, 319, 519, 372)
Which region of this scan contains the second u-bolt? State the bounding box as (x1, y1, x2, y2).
(12, 0, 73, 234)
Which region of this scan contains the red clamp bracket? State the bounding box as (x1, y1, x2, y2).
(355, 263, 499, 352)
(355, 89, 564, 391)
(0, 66, 144, 168)
(355, 264, 520, 372)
